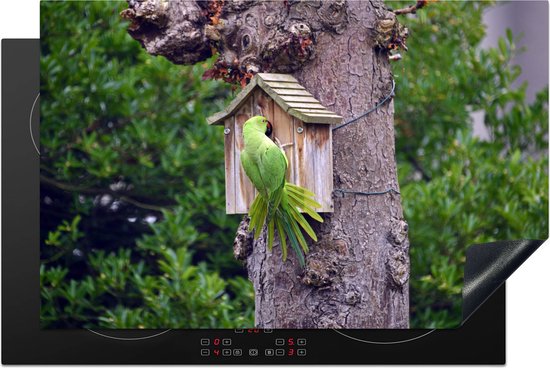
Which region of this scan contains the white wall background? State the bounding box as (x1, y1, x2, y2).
(474, 0, 549, 139)
(484, 1, 549, 101)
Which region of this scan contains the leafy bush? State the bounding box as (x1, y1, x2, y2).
(40, 1, 253, 329)
(391, 0, 548, 327)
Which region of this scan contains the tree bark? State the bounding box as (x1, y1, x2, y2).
(123, 0, 410, 329)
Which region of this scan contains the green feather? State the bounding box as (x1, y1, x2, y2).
(286, 182, 316, 197)
(274, 217, 288, 261)
(287, 204, 318, 242)
(279, 211, 305, 266)
(286, 190, 324, 223)
(287, 211, 309, 254)
(266, 183, 284, 227)
(254, 196, 268, 240)
(285, 188, 321, 208)
(267, 218, 275, 251)
(248, 194, 261, 232)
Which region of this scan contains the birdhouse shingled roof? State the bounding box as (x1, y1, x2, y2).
(207, 73, 343, 125)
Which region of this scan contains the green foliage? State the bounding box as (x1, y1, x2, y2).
(40, 1, 253, 328)
(390, 0, 548, 327)
(40, 0, 548, 330)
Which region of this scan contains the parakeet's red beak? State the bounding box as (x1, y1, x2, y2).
(265, 120, 273, 137)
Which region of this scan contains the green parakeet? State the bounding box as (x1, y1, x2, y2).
(240, 115, 323, 266)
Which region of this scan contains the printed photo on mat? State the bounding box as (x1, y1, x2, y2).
(40, 0, 548, 329)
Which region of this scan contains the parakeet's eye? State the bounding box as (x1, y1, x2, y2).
(265, 120, 273, 137)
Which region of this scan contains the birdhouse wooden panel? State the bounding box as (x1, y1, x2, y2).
(207, 73, 342, 215)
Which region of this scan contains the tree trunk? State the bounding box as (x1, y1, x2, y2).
(123, 0, 410, 329)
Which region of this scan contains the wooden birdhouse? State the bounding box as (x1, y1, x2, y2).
(207, 73, 342, 214)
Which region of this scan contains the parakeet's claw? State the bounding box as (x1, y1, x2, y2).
(274, 137, 294, 150)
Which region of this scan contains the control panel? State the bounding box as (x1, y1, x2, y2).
(197, 329, 308, 362)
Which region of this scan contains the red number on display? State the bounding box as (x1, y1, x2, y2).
(213, 338, 221, 346)
(288, 338, 295, 346)
(214, 349, 220, 356)
(288, 348, 295, 356)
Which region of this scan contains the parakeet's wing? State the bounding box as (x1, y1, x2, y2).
(257, 139, 287, 195)
(241, 149, 268, 195)
(257, 140, 287, 225)
(273, 137, 289, 168)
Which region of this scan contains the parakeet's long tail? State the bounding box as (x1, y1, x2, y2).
(248, 183, 323, 266)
